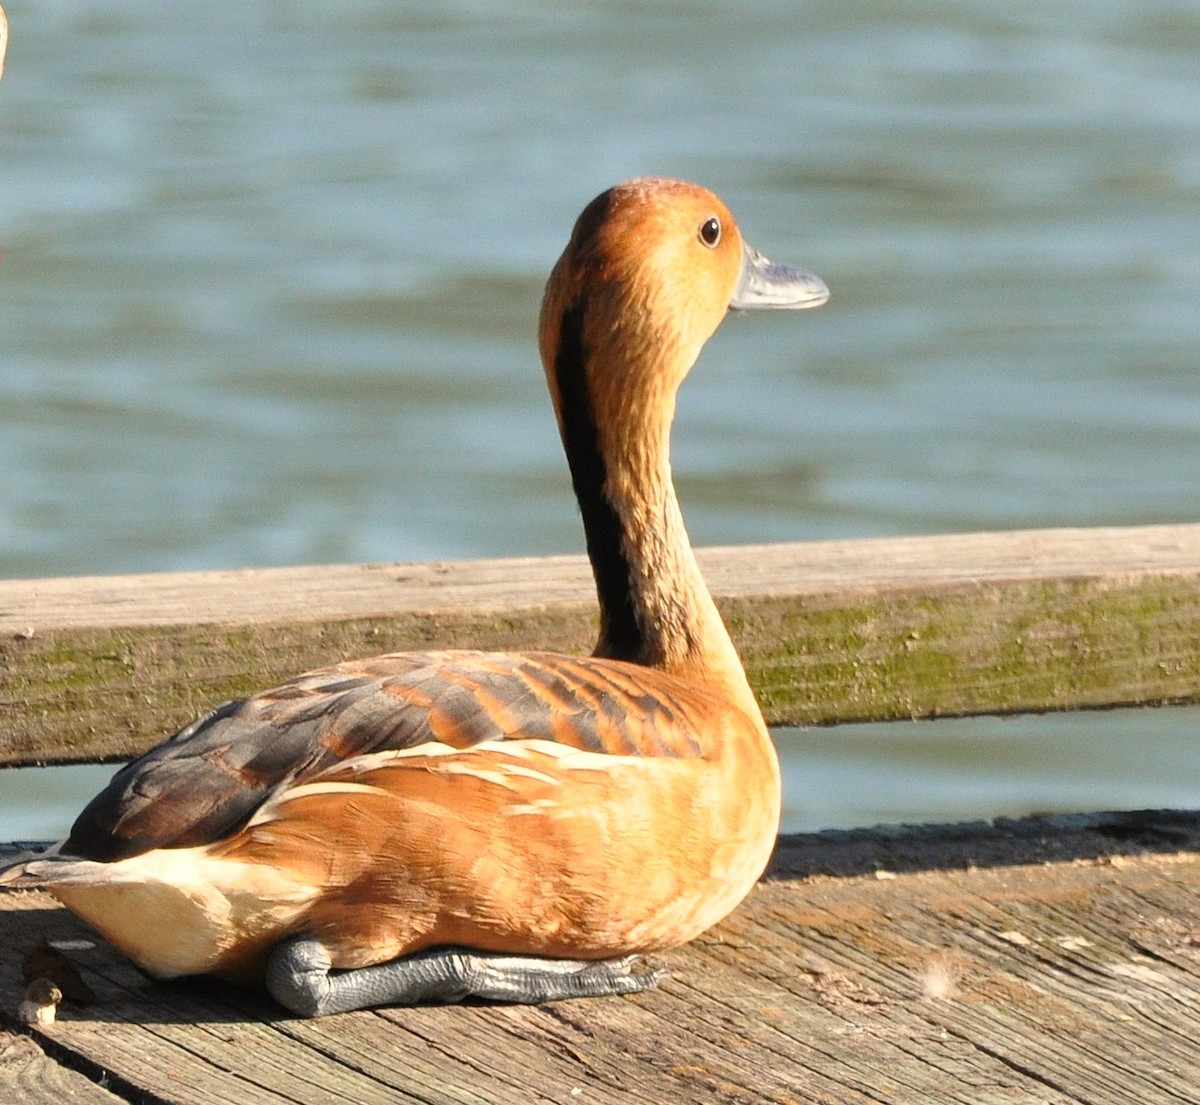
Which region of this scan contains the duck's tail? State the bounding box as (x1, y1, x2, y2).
(0, 840, 65, 877)
(0, 845, 315, 983)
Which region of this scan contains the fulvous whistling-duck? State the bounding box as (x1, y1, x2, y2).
(2, 179, 828, 1016)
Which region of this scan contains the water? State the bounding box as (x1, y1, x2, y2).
(1, 1, 1198, 838)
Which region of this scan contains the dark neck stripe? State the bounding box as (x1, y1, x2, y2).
(552, 301, 647, 662)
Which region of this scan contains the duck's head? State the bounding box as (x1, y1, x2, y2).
(540, 178, 828, 438)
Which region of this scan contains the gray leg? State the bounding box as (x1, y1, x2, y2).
(265, 934, 664, 1018)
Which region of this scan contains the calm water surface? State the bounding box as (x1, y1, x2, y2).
(1, 1, 1198, 837)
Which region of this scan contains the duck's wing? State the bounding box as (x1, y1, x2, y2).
(65, 649, 714, 862)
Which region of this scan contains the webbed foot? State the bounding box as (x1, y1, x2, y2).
(265, 935, 664, 1017)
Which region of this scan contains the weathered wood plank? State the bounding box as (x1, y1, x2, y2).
(2, 812, 1199, 1105)
(3, 524, 1200, 767)
(0, 1028, 128, 1105)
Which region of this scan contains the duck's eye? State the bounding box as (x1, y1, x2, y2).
(698, 216, 721, 248)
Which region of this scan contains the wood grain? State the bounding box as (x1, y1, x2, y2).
(2, 812, 1199, 1104)
(2, 523, 1200, 766)
(0, 1029, 126, 1104)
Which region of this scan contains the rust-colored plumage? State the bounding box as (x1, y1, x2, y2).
(2, 179, 827, 1004)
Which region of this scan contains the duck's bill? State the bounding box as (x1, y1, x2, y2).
(730, 242, 829, 311)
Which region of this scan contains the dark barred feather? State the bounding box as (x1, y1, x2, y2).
(67, 650, 717, 862)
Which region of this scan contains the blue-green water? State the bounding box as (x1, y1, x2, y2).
(1, 1, 1198, 838)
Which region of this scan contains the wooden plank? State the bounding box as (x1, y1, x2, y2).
(2, 811, 1199, 1104)
(2, 523, 1200, 766)
(0, 1028, 128, 1105)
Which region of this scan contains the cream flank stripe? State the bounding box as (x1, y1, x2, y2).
(248, 740, 656, 827)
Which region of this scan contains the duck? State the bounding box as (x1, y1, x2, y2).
(1, 178, 828, 1016)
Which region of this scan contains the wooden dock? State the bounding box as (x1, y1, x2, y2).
(2, 525, 1200, 1102)
(4, 812, 1200, 1104)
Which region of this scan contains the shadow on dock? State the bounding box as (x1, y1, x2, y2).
(768, 807, 1200, 879)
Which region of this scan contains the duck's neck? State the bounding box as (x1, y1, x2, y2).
(551, 303, 755, 708)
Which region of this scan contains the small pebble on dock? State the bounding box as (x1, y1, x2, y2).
(18, 978, 63, 1025)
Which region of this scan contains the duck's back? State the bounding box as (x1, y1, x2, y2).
(68, 649, 750, 863)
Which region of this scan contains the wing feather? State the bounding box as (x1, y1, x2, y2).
(66, 650, 722, 862)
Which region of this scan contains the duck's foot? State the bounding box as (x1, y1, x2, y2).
(265, 935, 664, 1018)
